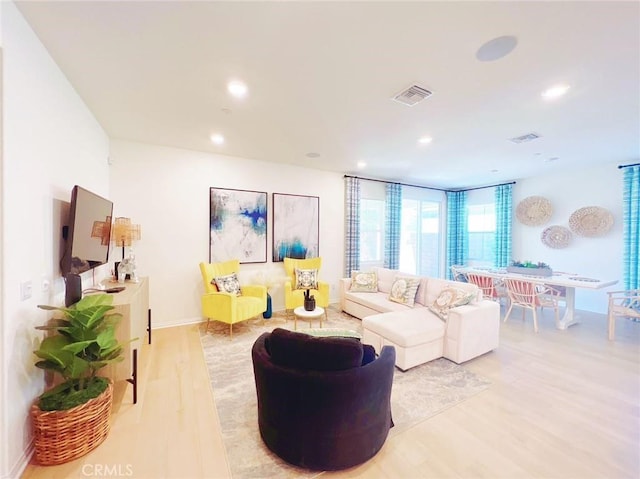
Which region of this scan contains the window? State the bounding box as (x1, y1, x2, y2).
(360, 198, 385, 267)
(467, 203, 496, 266)
(400, 199, 441, 276)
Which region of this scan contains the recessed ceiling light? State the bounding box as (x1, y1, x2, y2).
(210, 134, 224, 145)
(227, 80, 248, 99)
(418, 136, 433, 145)
(357, 161, 367, 169)
(476, 35, 518, 62)
(542, 84, 570, 99)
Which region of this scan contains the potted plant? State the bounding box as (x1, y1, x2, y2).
(30, 294, 128, 465)
(507, 260, 553, 277)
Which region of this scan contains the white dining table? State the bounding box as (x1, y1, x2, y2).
(458, 267, 618, 329)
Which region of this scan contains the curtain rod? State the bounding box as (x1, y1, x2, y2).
(618, 162, 640, 169)
(344, 175, 515, 193)
(450, 181, 516, 192)
(343, 175, 448, 192)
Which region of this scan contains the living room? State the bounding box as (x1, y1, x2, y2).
(2, 1, 639, 478)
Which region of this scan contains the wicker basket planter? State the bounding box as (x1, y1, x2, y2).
(30, 380, 113, 465)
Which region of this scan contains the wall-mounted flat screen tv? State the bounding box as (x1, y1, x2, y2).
(61, 185, 114, 276)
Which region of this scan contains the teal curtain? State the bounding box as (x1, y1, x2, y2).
(494, 184, 513, 268)
(623, 166, 640, 290)
(446, 190, 468, 279)
(384, 183, 402, 269)
(344, 177, 361, 277)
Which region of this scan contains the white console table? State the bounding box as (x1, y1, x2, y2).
(101, 276, 151, 403)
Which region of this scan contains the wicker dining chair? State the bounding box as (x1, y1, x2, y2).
(503, 278, 562, 333)
(466, 273, 499, 301)
(607, 289, 640, 340)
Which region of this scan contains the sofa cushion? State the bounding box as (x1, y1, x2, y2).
(363, 309, 445, 348)
(294, 268, 319, 290)
(429, 288, 477, 321)
(374, 267, 397, 294)
(388, 275, 421, 307)
(344, 290, 426, 314)
(350, 271, 378, 293)
(425, 278, 481, 305)
(213, 273, 242, 296)
(267, 328, 363, 371)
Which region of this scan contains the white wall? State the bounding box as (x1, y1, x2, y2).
(1, 3, 110, 477)
(512, 163, 623, 313)
(108, 140, 345, 328)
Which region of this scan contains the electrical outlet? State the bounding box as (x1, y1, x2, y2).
(41, 275, 51, 293)
(20, 281, 33, 301)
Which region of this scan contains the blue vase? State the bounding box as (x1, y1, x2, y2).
(263, 293, 272, 319)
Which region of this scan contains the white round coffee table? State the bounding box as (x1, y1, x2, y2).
(293, 306, 325, 330)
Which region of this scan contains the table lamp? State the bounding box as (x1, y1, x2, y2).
(111, 217, 141, 279)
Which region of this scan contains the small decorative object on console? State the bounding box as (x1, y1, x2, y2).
(304, 289, 316, 311)
(117, 250, 138, 284)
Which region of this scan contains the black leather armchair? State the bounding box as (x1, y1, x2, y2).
(251, 328, 396, 471)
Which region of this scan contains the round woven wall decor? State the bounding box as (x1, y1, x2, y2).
(569, 206, 614, 237)
(516, 196, 553, 226)
(541, 225, 572, 249)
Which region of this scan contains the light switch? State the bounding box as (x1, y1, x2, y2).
(20, 281, 33, 301)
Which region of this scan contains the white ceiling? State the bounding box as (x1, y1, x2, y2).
(15, 1, 640, 189)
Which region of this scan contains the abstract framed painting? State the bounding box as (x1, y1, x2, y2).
(209, 187, 267, 263)
(272, 193, 319, 262)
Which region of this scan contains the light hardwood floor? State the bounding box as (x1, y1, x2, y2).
(22, 307, 639, 479)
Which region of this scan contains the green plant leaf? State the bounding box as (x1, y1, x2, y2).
(65, 356, 90, 379)
(61, 340, 95, 354)
(34, 293, 128, 382)
(101, 345, 124, 361)
(96, 328, 116, 348)
(34, 360, 65, 374)
(34, 336, 73, 367)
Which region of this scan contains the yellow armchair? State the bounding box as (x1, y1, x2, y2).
(283, 257, 330, 318)
(199, 260, 267, 337)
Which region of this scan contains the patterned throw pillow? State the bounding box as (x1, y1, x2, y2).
(388, 276, 421, 307)
(213, 273, 242, 296)
(349, 271, 378, 293)
(294, 268, 319, 290)
(429, 288, 476, 321)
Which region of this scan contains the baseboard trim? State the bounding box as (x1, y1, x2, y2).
(151, 317, 204, 330)
(6, 439, 33, 479)
(151, 304, 339, 331)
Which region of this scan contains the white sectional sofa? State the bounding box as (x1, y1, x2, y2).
(340, 267, 500, 370)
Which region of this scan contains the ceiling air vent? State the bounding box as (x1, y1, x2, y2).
(509, 132, 542, 144)
(392, 84, 433, 106)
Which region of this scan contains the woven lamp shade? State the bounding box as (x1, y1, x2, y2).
(112, 217, 141, 247)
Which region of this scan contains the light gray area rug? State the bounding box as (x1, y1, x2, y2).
(199, 307, 491, 478)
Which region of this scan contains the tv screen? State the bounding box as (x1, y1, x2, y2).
(61, 185, 114, 276)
